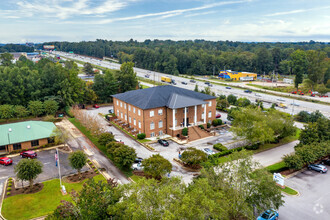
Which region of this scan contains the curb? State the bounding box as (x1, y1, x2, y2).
(0, 178, 8, 220)
(281, 185, 300, 197)
(6, 144, 69, 158)
(284, 168, 307, 179)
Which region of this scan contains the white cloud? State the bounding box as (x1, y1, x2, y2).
(267, 6, 330, 17)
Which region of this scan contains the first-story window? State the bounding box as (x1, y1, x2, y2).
(139, 121, 141, 128)
(150, 132, 155, 137)
(31, 140, 39, 147)
(208, 111, 212, 118)
(48, 137, 55, 144)
(121, 112, 123, 118)
(159, 120, 163, 128)
(134, 118, 136, 126)
(159, 130, 163, 136)
(13, 143, 21, 150)
(150, 122, 155, 130)
(117, 110, 119, 116)
(129, 116, 131, 123)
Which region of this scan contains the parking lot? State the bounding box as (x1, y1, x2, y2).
(279, 166, 330, 220)
(0, 148, 88, 191)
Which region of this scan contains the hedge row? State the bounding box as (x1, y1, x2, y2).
(213, 143, 227, 152)
(209, 146, 244, 159)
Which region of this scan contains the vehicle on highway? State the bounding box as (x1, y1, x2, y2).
(145, 74, 150, 78)
(321, 159, 330, 166)
(216, 113, 221, 118)
(0, 157, 13, 166)
(257, 209, 279, 220)
(278, 103, 287, 109)
(255, 93, 261, 97)
(225, 86, 231, 89)
(244, 90, 252, 93)
(203, 148, 215, 156)
(204, 82, 210, 85)
(291, 91, 297, 94)
(290, 102, 300, 106)
(277, 98, 285, 102)
(181, 81, 188, 85)
(308, 164, 327, 173)
(161, 76, 174, 84)
(158, 139, 169, 147)
(134, 157, 143, 163)
(132, 163, 143, 171)
(93, 104, 100, 108)
(190, 79, 196, 83)
(208, 84, 213, 87)
(20, 151, 37, 159)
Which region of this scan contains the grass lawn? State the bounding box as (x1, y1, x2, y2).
(279, 186, 298, 195)
(140, 84, 150, 89)
(266, 161, 288, 173)
(2, 175, 105, 220)
(130, 175, 144, 182)
(68, 118, 132, 177)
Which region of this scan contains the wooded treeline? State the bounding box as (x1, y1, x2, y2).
(42, 39, 330, 77)
(0, 44, 34, 53)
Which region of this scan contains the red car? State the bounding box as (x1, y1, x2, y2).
(291, 91, 297, 94)
(93, 104, 100, 108)
(216, 113, 221, 118)
(0, 157, 13, 166)
(20, 151, 37, 159)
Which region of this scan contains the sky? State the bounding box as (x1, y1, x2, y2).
(0, 0, 330, 43)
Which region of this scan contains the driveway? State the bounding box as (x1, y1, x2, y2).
(253, 140, 298, 167)
(279, 167, 330, 219)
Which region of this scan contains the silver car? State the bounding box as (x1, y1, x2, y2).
(203, 148, 215, 156)
(132, 163, 144, 171)
(308, 164, 327, 173)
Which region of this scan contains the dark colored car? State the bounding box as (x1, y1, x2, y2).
(0, 157, 13, 166)
(135, 157, 143, 163)
(321, 159, 330, 166)
(158, 139, 169, 147)
(244, 90, 252, 93)
(190, 79, 196, 83)
(93, 104, 100, 108)
(225, 86, 231, 89)
(257, 209, 279, 220)
(308, 164, 327, 173)
(20, 151, 37, 159)
(205, 82, 210, 85)
(181, 81, 188, 85)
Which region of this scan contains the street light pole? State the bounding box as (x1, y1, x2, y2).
(56, 148, 62, 187)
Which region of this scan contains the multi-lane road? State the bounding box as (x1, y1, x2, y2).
(52, 51, 330, 117)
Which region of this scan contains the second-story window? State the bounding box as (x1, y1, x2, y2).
(158, 109, 163, 115)
(150, 122, 155, 130)
(150, 111, 154, 117)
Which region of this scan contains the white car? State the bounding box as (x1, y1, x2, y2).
(132, 163, 144, 171)
(203, 148, 215, 156)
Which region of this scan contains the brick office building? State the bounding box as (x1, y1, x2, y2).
(112, 85, 216, 139)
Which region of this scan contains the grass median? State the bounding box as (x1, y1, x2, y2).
(2, 175, 105, 220)
(279, 186, 298, 195)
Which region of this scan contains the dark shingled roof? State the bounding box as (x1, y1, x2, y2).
(112, 85, 215, 110)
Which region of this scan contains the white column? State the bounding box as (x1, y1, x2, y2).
(203, 104, 206, 123)
(172, 109, 176, 130)
(194, 105, 197, 125)
(184, 107, 187, 127)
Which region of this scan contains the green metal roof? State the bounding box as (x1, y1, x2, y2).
(0, 121, 56, 146)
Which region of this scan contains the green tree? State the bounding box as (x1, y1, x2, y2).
(93, 70, 118, 103)
(69, 151, 87, 179)
(111, 145, 136, 168)
(0, 52, 14, 66)
(116, 62, 138, 93)
(28, 101, 44, 117)
(227, 94, 237, 105)
(194, 84, 199, 92)
(51, 127, 70, 146)
(44, 100, 59, 115)
(236, 97, 251, 107)
(83, 62, 94, 75)
(290, 49, 307, 90)
(306, 50, 327, 91)
(142, 154, 172, 179)
(181, 147, 207, 168)
(15, 159, 43, 189)
(182, 127, 188, 136)
(283, 154, 304, 170)
(98, 132, 115, 146)
(217, 98, 229, 110)
(13, 105, 29, 118)
(0, 104, 14, 120)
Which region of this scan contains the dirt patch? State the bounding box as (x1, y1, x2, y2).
(5, 181, 44, 198)
(64, 170, 98, 183)
(280, 169, 296, 176)
(58, 145, 71, 152)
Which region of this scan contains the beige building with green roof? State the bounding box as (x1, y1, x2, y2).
(0, 121, 56, 154)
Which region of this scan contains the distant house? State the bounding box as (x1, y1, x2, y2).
(112, 85, 216, 140)
(0, 121, 56, 154)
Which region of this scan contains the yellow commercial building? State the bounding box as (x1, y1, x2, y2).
(219, 70, 257, 81)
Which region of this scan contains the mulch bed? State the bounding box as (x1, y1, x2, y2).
(58, 145, 71, 152)
(5, 180, 44, 198)
(64, 170, 98, 183)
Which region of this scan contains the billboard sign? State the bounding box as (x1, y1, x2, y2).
(43, 45, 55, 50)
(240, 76, 254, 81)
(273, 173, 284, 187)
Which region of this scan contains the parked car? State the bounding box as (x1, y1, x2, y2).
(93, 104, 100, 108)
(20, 151, 37, 159)
(216, 113, 221, 118)
(308, 164, 327, 173)
(132, 163, 144, 171)
(257, 209, 279, 220)
(208, 84, 213, 87)
(158, 139, 169, 147)
(0, 157, 13, 166)
(225, 86, 231, 89)
(321, 159, 330, 166)
(181, 81, 188, 85)
(205, 82, 210, 85)
(244, 90, 252, 93)
(203, 148, 215, 156)
(190, 79, 196, 83)
(134, 157, 143, 163)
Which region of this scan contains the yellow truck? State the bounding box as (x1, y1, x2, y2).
(279, 103, 287, 109)
(161, 76, 175, 84)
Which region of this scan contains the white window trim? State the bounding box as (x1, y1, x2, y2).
(138, 109, 141, 116)
(159, 120, 163, 128)
(150, 122, 155, 130)
(133, 107, 136, 113)
(150, 111, 154, 117)
(134, 118, 136, 126)
(138, 121, 141, 128)
(128, 105, 131, 111)
(208, 101, 212, 107)
(208, 111, 212, 118)
(158, 109, 163, 115)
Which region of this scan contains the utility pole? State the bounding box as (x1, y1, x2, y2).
(213, 66, 215, 77)
(291, 100, 295, 115)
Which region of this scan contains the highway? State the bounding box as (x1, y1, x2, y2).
(52, 51, 330, 117)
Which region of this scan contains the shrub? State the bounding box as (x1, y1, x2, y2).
(94, 169, 98, 172)
(212, 119, 222, 127)
(7, 187, 11, 191)
(227, 94, 237, 105)
(181, 148, 208, 168)
(198, 125, 205, 130)
(245, 144, 260, 150)
(98, 132, 115, 146)
(137, 133, 146, 140)
(213, 143, 227, 152)
(209, 147, 244, 159)
(7, 192, 10, 196)
(8, 183, 12, 187)
(182, 128, 188, 136)
(266, 161, 288, 173)
(207, 123, 211, 128)
(8, 177, 12, 181)
(283, 154, 304, 170)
